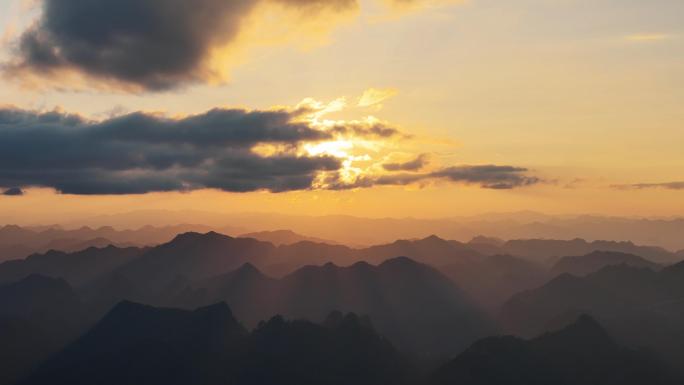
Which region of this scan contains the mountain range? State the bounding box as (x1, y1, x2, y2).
(0, 224, 225, 262)
(499, 261, 684, 367)
(431, 314, 680, 385)
(0, 275, 91, 385)
(0, 227, 683, 385)
(47, 210, 684, 250)
(21, 301, 412, 385)
(239, 229, 338, 246)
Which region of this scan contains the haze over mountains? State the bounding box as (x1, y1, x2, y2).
(0, 221, 683, 384)
(0, 224, 217, 262)
(500, 260, 684, 367)
(9, 210, 684, 250)
(431, 314, 679, 385)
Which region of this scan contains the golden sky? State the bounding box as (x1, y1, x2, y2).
(0, 0, 683, 221)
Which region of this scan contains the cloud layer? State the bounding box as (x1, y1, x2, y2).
(0, 105, 345, 194)
(0, 101, 539, 195)
(613, 182, 684, 190)
(5, 0, 449, 90)
(332, 165, 540, 190)
(2, 187, 23, 196)
(383, 153, 429, 171)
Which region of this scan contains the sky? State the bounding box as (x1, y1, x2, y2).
(0, 0, 682, 222)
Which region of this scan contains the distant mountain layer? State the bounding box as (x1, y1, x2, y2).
(2, 265, 682, 385)
(0, 224, 221, 262)
(439, 254, 549, 313)
(431, 315, 680, 385)
(2, 230, 679, 323)
(3, 220, 682, 267)
(468, 238, 680, 264)
(55, 210, 684, 250)
(102, 237, 492, 356)
(0, 246, 146, 287)
(550, 251, 661, 277)
(0, 231, 492, 356)
(239, 230, 337, 246)
(499, 261, 684, 366)
(0, 275, 92, 385)
(23, 301, 411, 385)
(0, 232, 484, 289)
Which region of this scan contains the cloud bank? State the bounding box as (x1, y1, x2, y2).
(5, 0, 457, 91)
(0, 101, 539, 195)
(0, 105, 346, 194)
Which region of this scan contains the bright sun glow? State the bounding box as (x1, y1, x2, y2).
(303, 140, 354, 158)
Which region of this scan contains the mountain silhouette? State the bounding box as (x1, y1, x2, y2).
(359, 236, 482, 266)
(172, 256, 492, 357)
(489, 238, 678, 264)
(440, 254, 548, 313)
(550, 250, 661, 277)
(22, 301, 247, 385)
(0, 275, 91, 385)
(171, 263, 280, 326)
(99, 232, 276, 303)
(0, 224, 222, 262)
(239, 229, 337, 246)
(23, 302, 411, 385)
(264, 234, 483, 276)
(499, 261, 684, 367)
(0, 246, 145, 287)
(430, 314, 680, 385)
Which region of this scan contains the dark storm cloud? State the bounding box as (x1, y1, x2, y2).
(328, 165, 540, 190)
(612, 182, 684, 190)
(383, 154, 429, 171)
(2, 187, 24, 196)
(0, 106, 342, 194)
(6, 0, 358, 90)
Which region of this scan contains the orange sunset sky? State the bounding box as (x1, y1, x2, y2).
(0, 0, 682, 223)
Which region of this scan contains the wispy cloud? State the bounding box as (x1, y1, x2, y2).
(357, 88, 399, 108)
(612, 181, 684, 190)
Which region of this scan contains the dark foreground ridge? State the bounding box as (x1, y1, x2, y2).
(21, 301, 412, 385)
(430, 314, 680, 385)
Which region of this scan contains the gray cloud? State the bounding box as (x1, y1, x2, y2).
(0, 105, 538, 195)
(0, 106, 343, 194)
(2, 187, 24, 196)
(612, 182, 684, 190)
(5, 0, 442, 90)
(5, 0, 356, 90)
(329, 121, 405, 139)
(431, 165, 540, 189)
(383, 153, 429, 171)
(328, 165, 540, 190)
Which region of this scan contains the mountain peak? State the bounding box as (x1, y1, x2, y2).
(422, 234, 446, 242)
(170, 231, 233, 244)
(235, 262, 259, 273)
(379, 256, 421, 268)
(533, 314, 616, 352)
(323, 310, 344, 328)
(9, 274, 72, 292)
(192, 302, 238, 325)
(108, 300, 154, 317)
